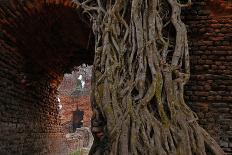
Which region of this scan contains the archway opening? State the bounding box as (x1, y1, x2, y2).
(0, 0, 95, 154)
(58, 64, 93, 154)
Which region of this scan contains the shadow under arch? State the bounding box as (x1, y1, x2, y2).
(0, 0, 94, 154)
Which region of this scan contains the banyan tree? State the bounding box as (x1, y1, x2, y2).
(77, 0, 225, 154)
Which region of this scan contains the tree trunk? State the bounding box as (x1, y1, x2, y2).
(75, 0, 225, 154)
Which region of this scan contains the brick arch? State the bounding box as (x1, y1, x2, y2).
(0, 0, 94, 154)
(0, 0, 94, 78)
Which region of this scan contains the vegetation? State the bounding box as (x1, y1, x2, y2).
(72, 0, 226, 154)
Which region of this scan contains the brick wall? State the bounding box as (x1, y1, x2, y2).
(0, 44, 67, 154)
(58, 68, 92, 133)
(184, 0, 232, 154)
(59, 96, 92, 133)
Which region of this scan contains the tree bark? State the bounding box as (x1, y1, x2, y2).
(75, 0, 225, 154)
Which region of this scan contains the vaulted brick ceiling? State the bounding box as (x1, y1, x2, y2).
(0, 0, 95, 79)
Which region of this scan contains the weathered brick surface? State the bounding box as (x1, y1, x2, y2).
(59, 95, 92, 132)
(0, 45, 68, 154)
(184, 0, 232, 154)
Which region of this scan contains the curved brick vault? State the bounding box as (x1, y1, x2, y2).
(0, 0, 94, 154)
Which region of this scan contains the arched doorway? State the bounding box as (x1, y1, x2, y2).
(0, 0, 94, 154)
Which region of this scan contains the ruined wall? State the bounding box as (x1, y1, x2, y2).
(184, 0, 232, 154)
(58, 67, 92, 133)
(59, 96, 92, 132)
